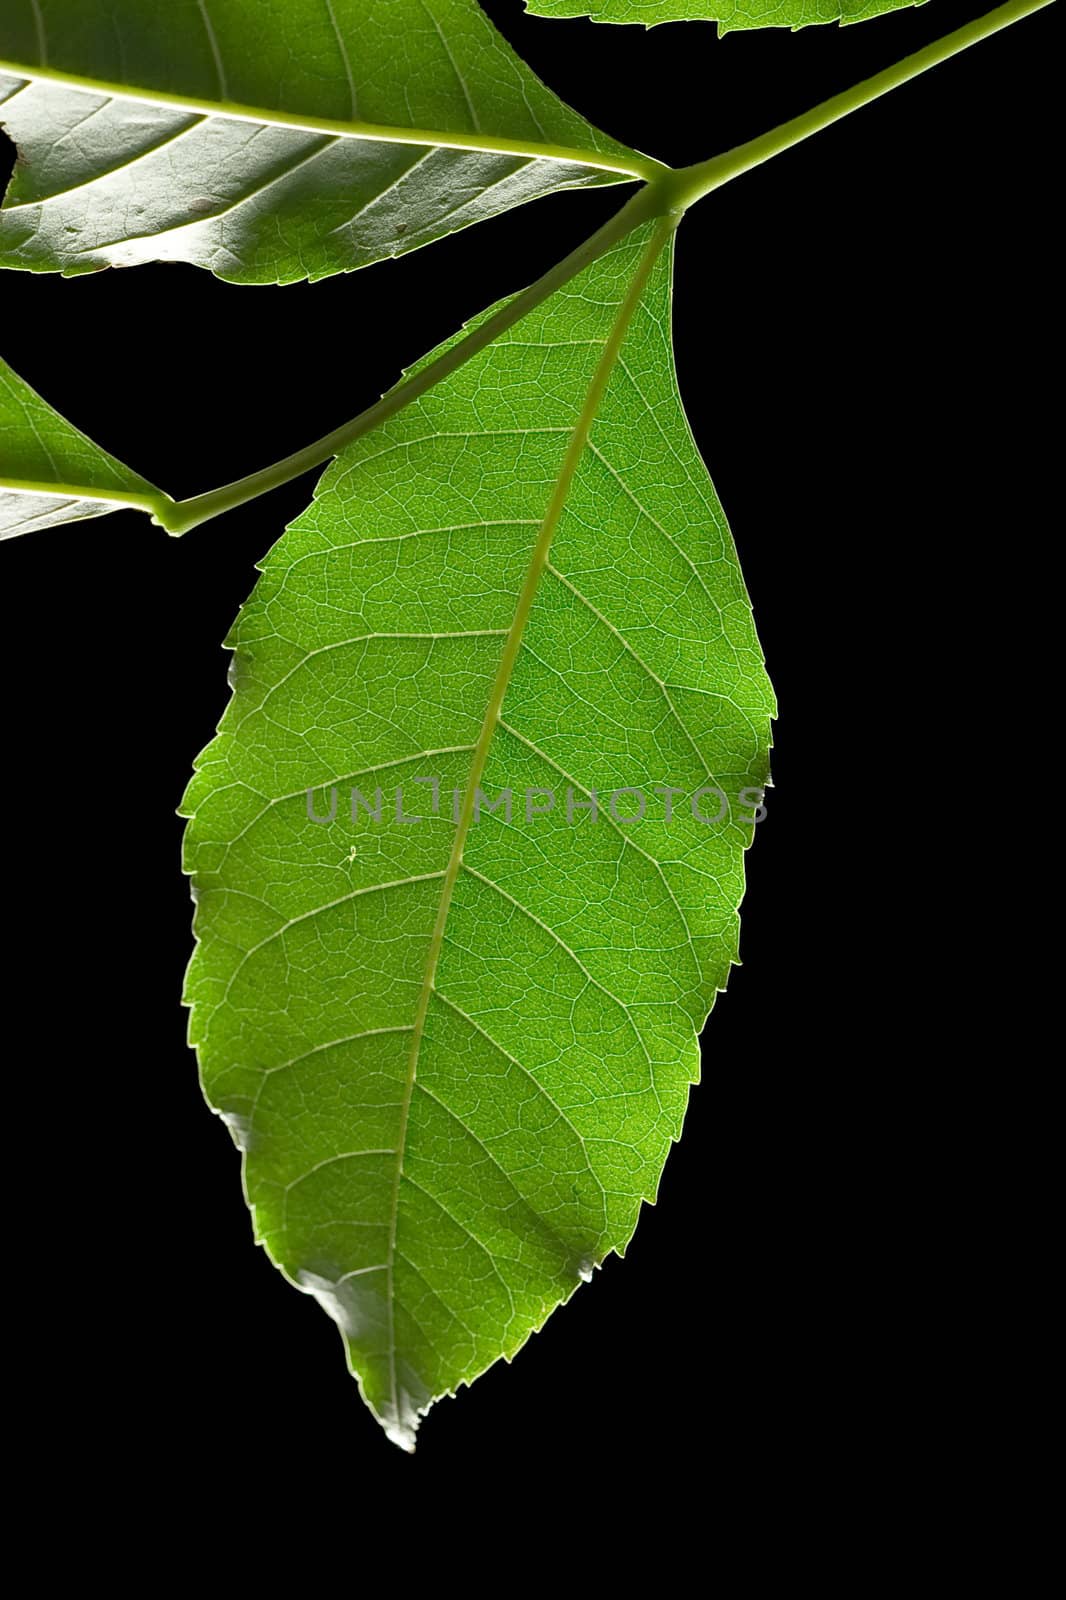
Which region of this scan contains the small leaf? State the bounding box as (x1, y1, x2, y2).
(0, 354, 160, 537)
(0, 1, 642, 284)
(524, 0, 923, 30)
(182, 221, 774, 1447)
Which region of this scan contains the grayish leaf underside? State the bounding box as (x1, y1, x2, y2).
(0, 73, 611, 283)
(0, 490, 122, 538)
(0, 0, 637, 283)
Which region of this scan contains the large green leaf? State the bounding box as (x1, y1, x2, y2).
(0, 354, 161, 537)
(524, 0, 922, 29)
(182, 220, 774, 1447)
(0, 1, 642, 284)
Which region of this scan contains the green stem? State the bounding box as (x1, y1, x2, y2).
(157, 181, 664, 534)
(156, 0, 1053, 536)
(668, 0, 1055, 212)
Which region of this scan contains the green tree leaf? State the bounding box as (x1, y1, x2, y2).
(0, 354, 161, 537)
(181, 220, 774, 1447)
(524, 0, 922, 30)
(0, 1, 646, 284)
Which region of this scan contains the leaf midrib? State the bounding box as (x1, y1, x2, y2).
(380, 216, 676, 1434)
(0, 59, 655, 178)
(0, 476, 164, 514)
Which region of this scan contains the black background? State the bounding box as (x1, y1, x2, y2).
(0, 0, 1055, 1535)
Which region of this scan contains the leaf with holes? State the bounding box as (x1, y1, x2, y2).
(181, 219, 774, 1447)
(0, 0, 646, 283)
(0, 353, 163, 538)
(524, 0, 922, 31)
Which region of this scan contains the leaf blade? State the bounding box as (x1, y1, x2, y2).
(182, 222, 774, 1445)
(0, 354, 161, 537)
(0, 0, 644, 283)
(523, 0, 923, 29)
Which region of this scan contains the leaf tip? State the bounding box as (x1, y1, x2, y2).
(383, 1416, 419, 1455)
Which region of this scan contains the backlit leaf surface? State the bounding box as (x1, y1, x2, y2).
(182, 222, 774, 1445)
(524, 0, 921, 31)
